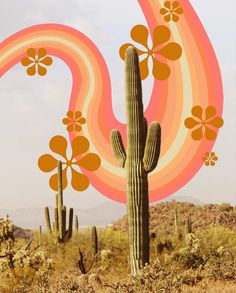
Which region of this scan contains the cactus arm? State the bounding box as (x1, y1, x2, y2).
(67, 208, 73, 239)
(143, 122, 161, 173)
(110, 130, 126, 167)
(44, 207, 52, 234)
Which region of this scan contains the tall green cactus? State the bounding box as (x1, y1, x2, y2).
(44, 161, 74, 242)
(110, 47, 161, 275)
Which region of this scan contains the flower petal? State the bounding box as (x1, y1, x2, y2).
(75, 111, 82, 119)
(172, 1, 180, 9)
(164, 14, 171, 22)
(71, 168, 89, 191)
(157, 42, 182, 60)
(152, 25, 171, 48)
(192, 106, 203, 120)
(164, 1, 171, 9)
(71, 136, 89, 159)
(191, 126, 203, 140)
(172, 14, 179, 22)
(49, 135, 68, 159)
(205, 126, 217, 140)
(39, 56, 53, 66)
(67, 111, 74, 119)
(205, 106, 216, 120)
(76, 153, 101, 171)
(174, 7, 183, 15)
(210, 161, 215, 166)
(27, 64, 36, 76)
(210, 152, 215, 157)
(207, 117, 224, 128)
(152, 57, 170, 80)
(119, 43, 146, 60)
(62, 118, 70, 125)
(213, 156, 218, 161)
(160, 8, 169, 15)
(27, 48, 36, 58)
(49, 168, 68, 191)
(139, 57, 149, 80)
(205, 161, 210, 166)
(130, 25, 149, 49)
(37, 64, 47, 76)
(37, 48, 47, 58)
(184, 118, 200, 129)
(38, 154, 58, 172)
(77, 117, 86, 124)
(202, 156, 208, 162)
(75, 124, 82, 132)
(21, 57, 34, 66)
(67, 124, 74, 132)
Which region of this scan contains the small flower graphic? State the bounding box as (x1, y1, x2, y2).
(62, 111, 86, 132)
(160, 1, 183, 22)
(202, 152, 218, 166)
(21, 48, 53, 76)
(38, 135, 101, 192)
(119, 24, 182, 80)
(184, 106, 224, 140)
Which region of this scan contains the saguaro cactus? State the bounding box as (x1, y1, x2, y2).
(44, 161, 74, 242)
(110, 47, 161, 275)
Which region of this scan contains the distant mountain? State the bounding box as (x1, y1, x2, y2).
(0, 196, 204, 230)
(0, 201, 127, 230)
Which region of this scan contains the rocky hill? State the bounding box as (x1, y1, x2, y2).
(113, 201, 236, 234)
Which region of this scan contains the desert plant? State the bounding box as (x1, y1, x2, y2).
(110, 46, 161, 275)
(45, 161, 74, 243)
(92, 226, 98, 256)
(186, 217, 193, 234)
(75, 215, 79, 232)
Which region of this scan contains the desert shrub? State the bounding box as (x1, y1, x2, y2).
(217, 203, 232, 212)
(196, 225, 236, 255)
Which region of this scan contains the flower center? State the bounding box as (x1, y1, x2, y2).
(66, 160, 72, 167)
(147, 49, 154, 57)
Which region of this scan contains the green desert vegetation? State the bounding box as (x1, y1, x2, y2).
(1, 202, 236, 292)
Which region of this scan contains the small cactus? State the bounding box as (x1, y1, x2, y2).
(186, 217, 193, 234)
(75, 215, 79, 232)
(92, 226, 98, 256)
(44, 161, 74, 242)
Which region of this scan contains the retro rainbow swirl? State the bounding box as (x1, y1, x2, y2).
(0, 0, 223, 203)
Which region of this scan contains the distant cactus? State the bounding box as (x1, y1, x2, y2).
(186, 217, 193, 234)
(92, 226, 98, 256)
(44, 161, 73, 242)
(174, 208, 178, 235)
(44, 207, 52, 234)
(110, 47, 161, 275)
(75, 215, 79, 232)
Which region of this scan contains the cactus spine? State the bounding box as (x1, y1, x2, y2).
(44, 161, 73, 242)
(110, 47, 161, 275)
(91, 226, 98, 256)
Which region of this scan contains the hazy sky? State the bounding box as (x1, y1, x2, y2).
(0, 0, 235, 210)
